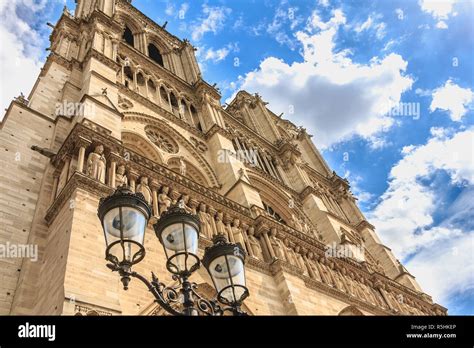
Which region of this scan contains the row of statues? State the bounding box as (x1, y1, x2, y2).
(83, 145, 431, 315)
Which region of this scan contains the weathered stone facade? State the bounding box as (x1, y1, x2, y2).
(0, 0, 447, 316)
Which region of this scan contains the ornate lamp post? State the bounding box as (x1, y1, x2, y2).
(98, 186, 249, 316)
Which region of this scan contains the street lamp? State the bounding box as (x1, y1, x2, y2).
(98, 186, 249, 316)
(202, 234, 249, 315)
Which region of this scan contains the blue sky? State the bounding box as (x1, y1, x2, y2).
(0, 0, 473, 314)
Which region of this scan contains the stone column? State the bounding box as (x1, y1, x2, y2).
(151, 179, 160, 217)
(76, 137, 92, 173)
(63, 155, 72, 181)
(241, 223, 253, 257)
(262, 229, 276, 260)
(128, 170, 139, 192)
(207, 206, 218, 236)
(50, 168, 61, 204)
(108, 152, 121, 188)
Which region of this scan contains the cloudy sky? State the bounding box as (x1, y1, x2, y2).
(1, 0, 473, 314)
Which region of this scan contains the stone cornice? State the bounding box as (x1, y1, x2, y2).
(83, 48, 121, 72)
(45, 172, 113, 225)
(204, 123, 231, 140)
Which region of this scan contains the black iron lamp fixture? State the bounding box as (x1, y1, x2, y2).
(98, 186, 249, 316)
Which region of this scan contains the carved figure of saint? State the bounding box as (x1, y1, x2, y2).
(179, 157, 186, 176)
(247, 227, 263, 260)
(283, 239, 297, 266)
(215, 211, 226, 235)
(198, 203, 213, 239)
(291, 214, 303, 232)
(87, 145, 106, 183)
(231, 219, 246, 250)
(115, 165, 128, 188)
(158, 186, 172, 215)
(136, 177, 152, 205)
(294, 246, 309, 275)
(269, 229, 285, 261)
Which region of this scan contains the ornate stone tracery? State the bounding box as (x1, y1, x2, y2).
(145, 126, 179, 154)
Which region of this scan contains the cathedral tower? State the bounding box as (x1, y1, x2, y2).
(0, 0, 446, 315)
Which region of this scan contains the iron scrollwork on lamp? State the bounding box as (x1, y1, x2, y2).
(98, 186, 249, 316)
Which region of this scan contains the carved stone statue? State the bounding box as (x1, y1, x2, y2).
(302, 222, 311, 235)
(231, 219, 246, 250)
(305, 252, 322, 282)
(215, 211, 227, 235)
(330, 263, 348, 293)
(158, 186, 172, 215)
(198, 203, 213, 239)
(247, 227, 263, 260)
(180, 194, 195, 214)
(179, 156, 186, 176)
(115, 165, 128, 188)
(283, 239, 297, 266)
(294, 246, 309, 276)
(290, 214, 303, 232)
(269, 228, 285, 261)
(136, 177, 152, 205)
(318, 256, 335, 287)
(87, 145, 106, 183)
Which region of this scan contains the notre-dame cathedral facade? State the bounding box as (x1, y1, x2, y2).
(0, 0, 446, 316)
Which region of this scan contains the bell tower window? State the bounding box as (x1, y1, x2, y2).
(123, 26, 134, 47)
(148, 44, 164, 67)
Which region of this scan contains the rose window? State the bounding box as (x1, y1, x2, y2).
(145, 127, 179, 154)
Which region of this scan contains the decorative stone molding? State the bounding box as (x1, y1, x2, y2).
(44, 120, 446, 316)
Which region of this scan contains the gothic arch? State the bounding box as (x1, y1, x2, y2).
(167, 156, 208, 187)
(115, 12, 142, 35)
(247, 171, 296, 223)
(122, 131, 164, 164)
(147, 32, 172, 53)
(122, 112, 220, 188)
(338, 305, 364, 316)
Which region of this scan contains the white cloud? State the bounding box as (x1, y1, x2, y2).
(198, 43, 238, 63)
(229, 9, 413, 148)
(419, 0, 458, 29)
(165, 2, 174, 16)
(354, 14, 386, 39)
(395, 8, 404, 20)
(178, 3, 189, 18)
(420, 0, 456, 19)
(0, 0, 59, 119)
(266, 6, 303, 50)
(318, 0, 330, 7)
(430, 79, 474, 121)
(369, 127, 474, 258)
(415, 87, 432, 97)
(368, 127, 474, 307)
(435, 20, 448, 29)
(191, 5, 231, 41)
(406, 227, 474, 306)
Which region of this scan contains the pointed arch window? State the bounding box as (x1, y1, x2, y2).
(124, 66, 133, 88)
(170, 92, 179, 116)
(123, 26, 134, 47)
(160, 86, 169, 107)
(190, 105, 202, 132)
(136, 72, 145, 86)
(262, 202, 286, 225)
(148, 43, 164, 67)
